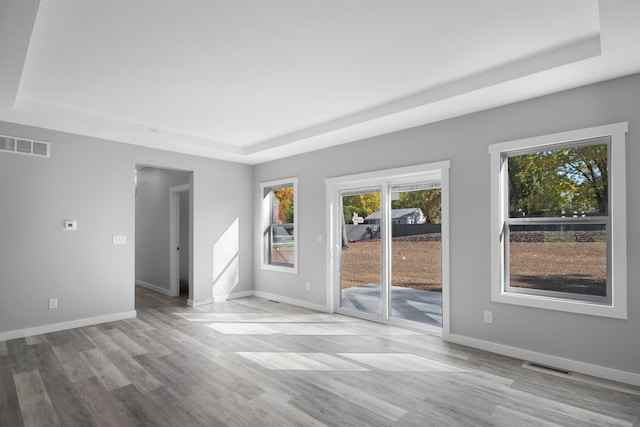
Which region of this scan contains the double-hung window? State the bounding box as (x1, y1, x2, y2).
(260, 177, 298, 273)
(489, 123, 627, 318)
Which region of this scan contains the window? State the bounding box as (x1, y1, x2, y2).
(489, 123, 627, 318)
(260, 177, 298, 273)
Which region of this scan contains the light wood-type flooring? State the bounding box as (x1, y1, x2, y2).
(1, 285, 639, 426)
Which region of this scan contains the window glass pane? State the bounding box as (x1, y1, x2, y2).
(390, 187, 442, 327)
(508, 224, 607, 296)
(508, 140, 608, 218)
(340, 190, 382, 316)
(269, 185, 295, 266)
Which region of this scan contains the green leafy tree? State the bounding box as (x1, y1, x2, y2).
(508, 143, 607, 216)
(556, 144, 607, 214)
(341, 189, 442, 223)
(343, 205, 369, 223)
(342, 193, 380, 222)
(392, 188, 441, 224)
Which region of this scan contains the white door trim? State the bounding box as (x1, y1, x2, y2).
(170, 184, 190, 297)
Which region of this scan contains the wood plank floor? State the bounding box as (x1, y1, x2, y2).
(1, 285, 639, 426)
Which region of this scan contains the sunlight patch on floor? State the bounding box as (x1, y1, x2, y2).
(206, 323, 356, 335)
(337, 353, 470, 372)
(236, 352, 370, 371)
(174, 312, 348, 323)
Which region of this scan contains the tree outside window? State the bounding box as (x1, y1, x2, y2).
(261, 178, 298, 273)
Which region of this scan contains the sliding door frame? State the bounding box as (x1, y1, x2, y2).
(326, 161, 451, 336)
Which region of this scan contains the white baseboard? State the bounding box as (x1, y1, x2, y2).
(187, 297, 216, 307)
(135, 280, 173, 296)
(0, 310, 137, 342)
(215, 290, 254, 301)
(187, 291, 329, 312)
(252, 290, 330, 313)
(445, 333, 640, 387)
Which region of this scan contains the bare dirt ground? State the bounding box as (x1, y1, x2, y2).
(341, 236, 606, 295)
(510, 241, 606, 296)
(341, 239, 442, 291)
(271, 245, 294, 265)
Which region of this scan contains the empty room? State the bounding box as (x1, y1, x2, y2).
(1, 1, 639, 425)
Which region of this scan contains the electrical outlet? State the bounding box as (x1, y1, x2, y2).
(484, 310, 493, 324)
(49, 298, 58, 309)
(62, 220, 78, 231)
(305, 282, 311, 291)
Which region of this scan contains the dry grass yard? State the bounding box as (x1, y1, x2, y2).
(341, 235, 606, 296)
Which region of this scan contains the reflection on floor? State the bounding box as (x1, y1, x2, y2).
(341, 284, 443, 327)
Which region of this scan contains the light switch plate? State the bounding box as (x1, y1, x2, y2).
(112, 235, 127, 245)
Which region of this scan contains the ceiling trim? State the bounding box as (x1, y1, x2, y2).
(243, 35, 601, 157)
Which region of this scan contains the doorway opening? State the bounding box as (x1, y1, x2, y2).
(170, 184, 190, 298)
(326, 161, 450, 334)
(134, 165, 192, 305)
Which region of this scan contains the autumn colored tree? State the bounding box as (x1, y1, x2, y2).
(273, 186, 294, 224)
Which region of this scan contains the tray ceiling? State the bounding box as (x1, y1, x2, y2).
(1, 0, 640, 163)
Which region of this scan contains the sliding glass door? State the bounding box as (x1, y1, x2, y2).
(331, 164, 447, 331)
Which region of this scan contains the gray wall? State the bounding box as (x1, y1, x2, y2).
(253, 73, 640, 375)
(0, 121, 253, 335)
(135, 167, 190, 291)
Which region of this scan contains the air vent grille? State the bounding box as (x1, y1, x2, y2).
(16, 139, 31, 153)
(0, 136, 16, 151)
(0, 134, 50, 158)
(32, 141, 49, 156)
(522, 361, 571, 377)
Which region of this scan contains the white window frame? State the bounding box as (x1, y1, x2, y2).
(489, 122, 627, 319)
(260, 177, 299, 274)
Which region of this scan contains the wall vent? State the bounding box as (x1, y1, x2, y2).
(522, 361, 571, 376)
(0, 135, 50, 158)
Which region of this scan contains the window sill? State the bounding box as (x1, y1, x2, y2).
(261, 264, 298, 274)
(492, 290, 627, 319)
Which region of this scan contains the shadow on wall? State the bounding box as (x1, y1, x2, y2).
(213, 217, 240, 299)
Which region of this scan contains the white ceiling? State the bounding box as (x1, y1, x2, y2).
(1, 0, 640, 164)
